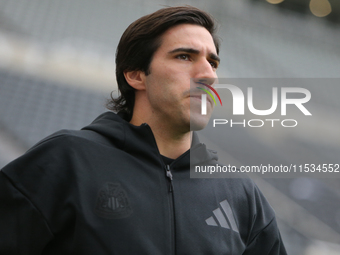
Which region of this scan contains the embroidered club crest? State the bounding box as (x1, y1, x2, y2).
(95, 182, 132, 219)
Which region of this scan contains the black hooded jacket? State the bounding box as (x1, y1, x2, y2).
(0, 112, 286, 254)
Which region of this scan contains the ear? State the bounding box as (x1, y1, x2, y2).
(124, 70, 146, 91)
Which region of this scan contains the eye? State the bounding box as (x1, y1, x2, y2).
(176, 54, 190, 61)
(209, 60, 219, 69)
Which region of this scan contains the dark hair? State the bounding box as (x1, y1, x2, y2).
(107, 6, 220, 120)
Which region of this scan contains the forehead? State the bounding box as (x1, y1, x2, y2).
(158, 24, 217, 54)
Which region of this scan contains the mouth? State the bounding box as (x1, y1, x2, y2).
(189, 94, 214, 106)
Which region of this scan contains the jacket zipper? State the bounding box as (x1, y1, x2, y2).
(166, 165, 173, 192)
(141, 123, 206, 254)
(165, 164, 175, 255)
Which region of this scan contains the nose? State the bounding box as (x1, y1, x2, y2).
(193, 58, 218, 86)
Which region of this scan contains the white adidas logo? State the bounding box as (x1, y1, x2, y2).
(205, 199, 239, 233)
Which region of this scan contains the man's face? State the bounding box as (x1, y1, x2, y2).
(142, 24, 219, 133)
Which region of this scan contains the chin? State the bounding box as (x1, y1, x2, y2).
(189, 102, 213, 131)
(189, 112, 212, 131)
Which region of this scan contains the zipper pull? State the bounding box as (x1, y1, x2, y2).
(166, 165, 173, 192)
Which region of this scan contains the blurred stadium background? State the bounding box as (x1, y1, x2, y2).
(0, 0, 339, 254)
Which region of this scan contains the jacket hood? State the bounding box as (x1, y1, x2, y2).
(82, 111, 218, 167)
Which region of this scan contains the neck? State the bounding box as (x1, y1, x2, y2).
(130, 113, 192, 159)
(152, 129, 192, 159)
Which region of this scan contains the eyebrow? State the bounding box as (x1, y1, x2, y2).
(209, 53, 220, 64)
(168, 47, 220, 64)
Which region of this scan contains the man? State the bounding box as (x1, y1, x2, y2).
(0, 6, 286, 254)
